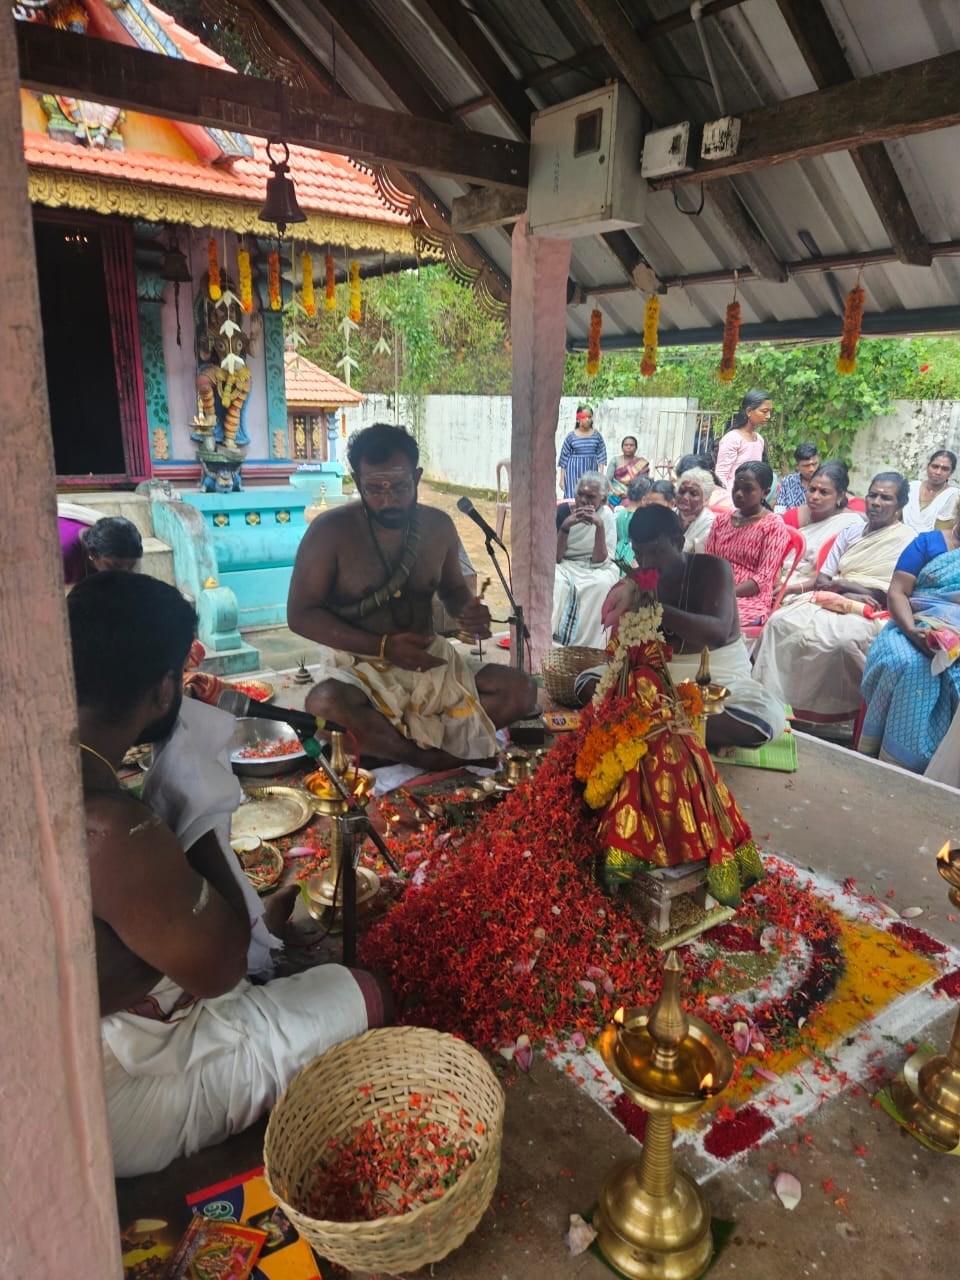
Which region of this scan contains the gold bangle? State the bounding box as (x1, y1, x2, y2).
(378, 633, 388, 660)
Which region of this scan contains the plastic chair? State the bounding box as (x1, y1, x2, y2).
(742, 525, 805, 642)
(815, 533, 838, 574)
(495, 459, 511, 540)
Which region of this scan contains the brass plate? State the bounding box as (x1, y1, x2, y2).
(235, 840, 285, 894)
(226, 678, 276, 702)
(231, 786, 313, 841)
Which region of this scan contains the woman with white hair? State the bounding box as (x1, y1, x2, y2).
(675, 467, 716, 554)
(553, 471, 620, 648)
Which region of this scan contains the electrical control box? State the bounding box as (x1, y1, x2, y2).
(640, 122, 694, 180)
(528, 83, 647, 238)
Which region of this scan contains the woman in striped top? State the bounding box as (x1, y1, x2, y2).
(557, 406, 607, 500)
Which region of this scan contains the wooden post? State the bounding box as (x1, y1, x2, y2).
(0, 11, 121, 1276)
(509, 216, 571, 667)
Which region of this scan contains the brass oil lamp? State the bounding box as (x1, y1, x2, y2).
(889, 844, 960, 1154)
(595, 951, 734, 1279)
(301, 730, 379, 928)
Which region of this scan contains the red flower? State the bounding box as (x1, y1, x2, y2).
(631, 569, 659, 591)
(703, 1104, 774, 1159)
(919, 364, 931, 373)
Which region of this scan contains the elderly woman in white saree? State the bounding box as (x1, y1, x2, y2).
(752, 473, 914, 723)
(552, 471, 620, 648)
(780, 461, 864, 596)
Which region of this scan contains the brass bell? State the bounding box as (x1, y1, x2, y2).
(160, 236, 192, 283)
(259, 140, 306, 237)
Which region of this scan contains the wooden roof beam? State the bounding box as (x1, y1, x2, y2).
(776, 0, 932, 267)
(14, 20, 528, 189)
(651, 48, 960, 190)
(571, 0, 787, 283)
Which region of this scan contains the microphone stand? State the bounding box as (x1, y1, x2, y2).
(482, 535, 528, 673)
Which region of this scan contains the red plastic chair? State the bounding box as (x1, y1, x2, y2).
(741, 525, 805, 642)
(815, 533, 838, 574)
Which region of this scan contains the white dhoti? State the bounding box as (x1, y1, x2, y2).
(669, 639, 786, 743)
(752, 598, 884, 719)
(552, 559, 620, 649)
(103, 968, 380, 1177)
(312, 634, 498, 759)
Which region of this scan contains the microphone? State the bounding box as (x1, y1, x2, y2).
(216, 687, 342, 738)
(456, 496, 506, 550)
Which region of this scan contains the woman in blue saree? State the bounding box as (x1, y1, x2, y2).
(859, 516, 960, 772)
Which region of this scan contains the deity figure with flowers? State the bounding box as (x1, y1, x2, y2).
(192, 281, 253, 454)
(574, 568, 762, 907)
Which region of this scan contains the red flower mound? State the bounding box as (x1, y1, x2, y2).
(706, 923, 763, 953)
(612, 1093, 647, 1142)
(703, 1104, 774, 1159)
(888, 923, 948, 956)
(360, 731, 844, 1058)
(933, 968, 960, 998)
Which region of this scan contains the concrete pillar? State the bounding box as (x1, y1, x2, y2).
(509, 216, 572, 665)
(0, 12, 121, 1277)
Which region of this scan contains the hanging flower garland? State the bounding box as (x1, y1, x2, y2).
(324, 252, 336, 311)
(236, 248, 253, 314)
(586, 307, 602, 376)
(301, 250, 315, 317)
(717, 280, 741, 383)
(268, 250, 281, 311)
(207, 237, 221, 301)
(639, 294, 659, 377)
(837, 270, 866, 374)
(348, 258, 362, 324)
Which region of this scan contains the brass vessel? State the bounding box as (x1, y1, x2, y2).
(889, 844, 960, 1153)
(595, 952, 733, 1279)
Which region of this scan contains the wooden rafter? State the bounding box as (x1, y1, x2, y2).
(649, 48, 960, 190)
(570, 0, 787, 283)
(14, 20, 528, 189)
(775, 0, 932, 267)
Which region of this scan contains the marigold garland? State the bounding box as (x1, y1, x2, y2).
(301, 250, 315, 316)
(586, 307, 602, 376)
(268, 250, 281, 311)
(348, 258, 362, 324)
(207, 237, 221, 301)
(836, 276, 866, 374)
(640, 294, 659, 377)
(236, 249, 253, 314)
(717, 298, 740, 383)
(324, 252, 336, 311)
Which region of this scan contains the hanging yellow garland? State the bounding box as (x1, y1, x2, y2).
(301, 250, 315, 317)
(639, 294, 660, 377)
(348, 258, 362, 324)
(207, 237, 221, 302)
(837, 271, 866, 374)
(586, 307, 602, 376)
(717, 300, 741, 383)
(237, 248, 253, 314)
(324, 253, 336, 311)
(268, 250, 281, 311)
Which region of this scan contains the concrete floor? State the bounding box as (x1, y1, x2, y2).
(116, 734, 960, 1278)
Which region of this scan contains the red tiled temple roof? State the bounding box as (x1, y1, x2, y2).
(283, 349, 365, 407)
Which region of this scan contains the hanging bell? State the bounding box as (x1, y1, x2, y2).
(160, 242, 192, 283)
(259, 140, 306, 237)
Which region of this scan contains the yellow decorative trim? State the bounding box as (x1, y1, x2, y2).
(27, 167, 439, 256)
(203, 576, 219, 587)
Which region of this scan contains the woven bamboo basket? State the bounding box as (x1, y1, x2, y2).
(540, 645, 608, 707)
(264, 1026, 505, 1275)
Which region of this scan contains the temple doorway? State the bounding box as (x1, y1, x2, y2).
(34, 212, 148, 485)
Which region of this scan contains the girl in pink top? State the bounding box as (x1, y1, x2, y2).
(706, 460, 792, 627)
(714, 389, 772, 491)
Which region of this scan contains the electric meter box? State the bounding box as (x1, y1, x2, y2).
(528, 83, 647, 238)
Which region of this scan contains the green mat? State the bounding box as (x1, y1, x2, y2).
(711, 728, 798, 773)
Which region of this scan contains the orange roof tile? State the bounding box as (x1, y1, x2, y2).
(283, 350, 365, 407)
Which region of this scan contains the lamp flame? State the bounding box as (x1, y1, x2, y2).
(613, 1007, 625, 1025)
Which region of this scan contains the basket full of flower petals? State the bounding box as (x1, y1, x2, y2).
(264, 1026, 505, 1274)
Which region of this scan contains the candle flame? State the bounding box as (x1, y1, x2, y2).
(937, 843, 953, 863)
(613, 1007, 625, 1025)
(700, 1073, 714, 1092)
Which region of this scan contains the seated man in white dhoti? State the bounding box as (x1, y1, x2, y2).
(552, 470, 621, 649)
(574, 506, 786, 749)
(70, 572, 388, 1178)
(752, 473, 914, 725)
(287, 423, 537, 771)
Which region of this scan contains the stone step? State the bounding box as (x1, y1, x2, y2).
(141, 536, 175, 586)
(60, 491, 156, 539)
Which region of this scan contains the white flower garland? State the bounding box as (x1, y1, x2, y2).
(593, 596, 664, 704)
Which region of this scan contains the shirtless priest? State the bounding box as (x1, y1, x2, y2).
(287, 423, 537, 769)
(71, 572, 387, 1176)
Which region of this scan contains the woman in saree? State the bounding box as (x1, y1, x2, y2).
(675, 453, 732, 514)
(613, 474, 653, 569)
(553, 471, 620, 648)
(752, 473, 914, 724)
(903, 448, 958, 533)
(606, 435, 649, 506)
(705, 461, 793, 628)
(780, 460, 864, 597)
(858, 513, 960, 772)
